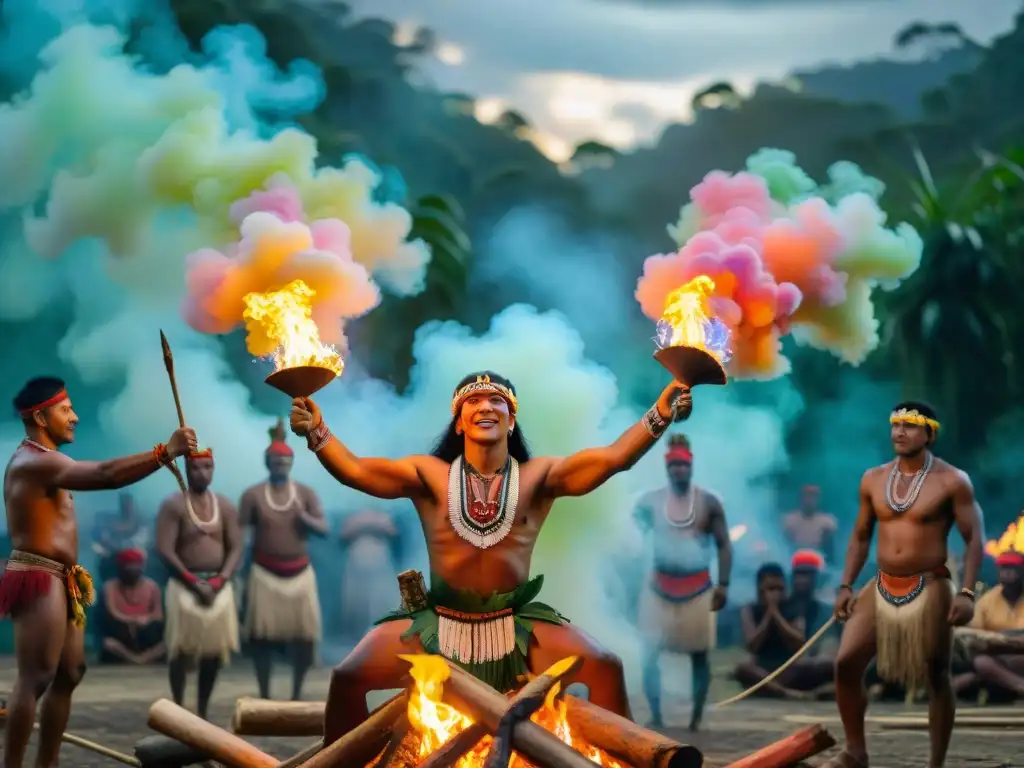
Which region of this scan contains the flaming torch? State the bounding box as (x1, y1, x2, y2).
(985, 513, 1024, 558)
(243, 279, 344, 398)
(653, 275, 732, 387)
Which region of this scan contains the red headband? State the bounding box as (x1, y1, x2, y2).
(791, 549, 825, 571)
(266, 441, 294, 457)
(18, 389, 69, 416)
(995, 551, 1024, 567)
(116, 548, 145, 566)
(665, 446, 693, 463)
(188, 448, 213, 459)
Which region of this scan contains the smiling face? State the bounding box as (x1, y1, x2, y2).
(34, 396, 79, 446)
(456, 391, 515, 447)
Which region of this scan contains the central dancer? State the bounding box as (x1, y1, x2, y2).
(290, 370, 691, 742)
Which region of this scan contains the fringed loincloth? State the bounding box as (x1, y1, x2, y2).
(164, 575, 240, 663)
(376, 574, 566, 694)
(0, 550, 94, 628)
(874, 566, 954, 690)
(639, 568, 716, 653)
(244, 556, 321, 643)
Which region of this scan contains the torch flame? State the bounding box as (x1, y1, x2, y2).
(392, 654, 628, 767)
(985, 513, 1024, 558)
(242, 279, 344, 374)
(657, 275, 732, 363)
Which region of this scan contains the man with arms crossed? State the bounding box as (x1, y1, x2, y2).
(1, 376, 195, 768)
(825, 402, 983, 768)
(291, 371, 692, 743)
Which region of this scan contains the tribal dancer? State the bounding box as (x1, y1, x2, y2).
(239, 419, 327, 700)
(1, 376, 195, 768)
(290, 371, 692, 742)
(155, 449, 244, 719)
(825, 402, 983, 768)
(633, 434, 730, 730)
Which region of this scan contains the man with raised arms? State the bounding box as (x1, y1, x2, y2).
(824, 402, 983, 768)
(290, 370, 691, 742)
(1, 376, 195, 768)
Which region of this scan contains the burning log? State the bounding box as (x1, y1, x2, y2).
(297, 693, 408, 768)
(437, 661, 599, 768)
(233, 698, 327, 737)
(722, 724, 835, 768)
(147, 699, 278, 768)
(421, 656, 585, 768)
(562, 695, 701, 768)
(134, 734, 213, 767)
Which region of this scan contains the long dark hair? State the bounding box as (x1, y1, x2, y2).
(430, 370, 532, 463)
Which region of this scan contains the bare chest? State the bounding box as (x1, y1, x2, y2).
(871, 475, 952, 524)
(172, 496, 225, 545)
(653, 489, 711, 535)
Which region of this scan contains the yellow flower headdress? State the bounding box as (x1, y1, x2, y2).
(889, 408, 940, 434)
(451, 374, 519, 415)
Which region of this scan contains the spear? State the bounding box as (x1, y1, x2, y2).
(159, 330, 189, 495)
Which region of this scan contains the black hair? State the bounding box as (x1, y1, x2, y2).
(430, 370, 531, 463)
(668, 433, 690, 449)
(893, 400, 939, 436)
(13, 376, 66, 421)
(756, 562, 785, 585)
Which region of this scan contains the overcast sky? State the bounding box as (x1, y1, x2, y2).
(345, 0, 1021, 160)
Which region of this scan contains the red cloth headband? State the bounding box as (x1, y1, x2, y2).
(188, 448, 213, 459)
(995, 551, 1024, 567)
(18, 389, 69, 416)
(266, 441, 294, 457)
(791, 549, 825, 571)
(665, 446, 693, 463)
(116, 548, 145, 566)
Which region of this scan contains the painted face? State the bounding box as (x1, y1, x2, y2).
(36, 396, 78, 445)
(457, 391, 514, 446)
(891, 419, 930, 456)
(185, 456, 215, 492)
(266, 453, 294, 482)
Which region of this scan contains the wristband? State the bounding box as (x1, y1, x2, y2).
(838, 583, 853, 592)
(181, 571, 199, 585)
(208, 576, 225, 590)
(642, 405, 670, 438)
(307, 421, 332, 453)
(153, 442, 171, 466)
(959, 587, 975, 601)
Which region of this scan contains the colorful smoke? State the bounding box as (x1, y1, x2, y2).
(640, 148, 923, 378)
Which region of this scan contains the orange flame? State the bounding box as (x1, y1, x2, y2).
(393, 654, 628, 767)
(659, 275, 731, 363)
(242, 279, 344, 374)
(985, 513, 1024, 558)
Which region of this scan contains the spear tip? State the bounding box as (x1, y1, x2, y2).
(160, 330, 173, 360)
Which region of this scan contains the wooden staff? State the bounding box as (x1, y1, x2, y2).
(420, 656, 584, 768)
(148, 699, 278, 768)
(158, 330, 190, 495)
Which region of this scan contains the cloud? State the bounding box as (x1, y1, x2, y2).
(343, 0, 1020, 151)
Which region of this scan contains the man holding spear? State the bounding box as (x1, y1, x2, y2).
(1, 375, 196, 768)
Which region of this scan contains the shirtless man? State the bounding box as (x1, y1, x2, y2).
(290, 370, 691, 742)
(0, 376, 195, 768)
(633, 433, 730, 731)
(239, 419, 327, 700)
(825, 402, 983, 768)
(156, 449, 244, 719)
(782, 485, 837, 563)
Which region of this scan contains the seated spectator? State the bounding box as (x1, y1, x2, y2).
(734, 562, 833, 699)
(100, 548, 165, 664)
(965, 551, 1024, 699)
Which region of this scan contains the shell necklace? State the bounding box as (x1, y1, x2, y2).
(263, 481, 298, 513)
(886, 453, 934, 514)
(187, 490, 221, 532)
(663, 486, 698, 528)
(447, 455, 519, 549)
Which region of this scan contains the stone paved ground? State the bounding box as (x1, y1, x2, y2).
(1, 659, 1019, 767)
